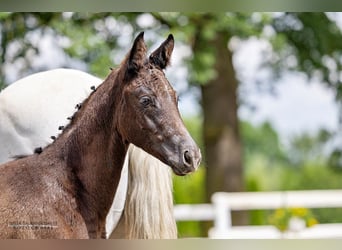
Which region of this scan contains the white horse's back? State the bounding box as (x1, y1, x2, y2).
(0, 69, 102, 162)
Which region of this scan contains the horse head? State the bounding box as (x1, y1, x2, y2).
(116, 32, 201, 176)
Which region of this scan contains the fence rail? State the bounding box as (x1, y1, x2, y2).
(173, 189, 342, 239)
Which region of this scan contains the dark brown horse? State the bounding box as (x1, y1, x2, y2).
(0, 32, 201, 239)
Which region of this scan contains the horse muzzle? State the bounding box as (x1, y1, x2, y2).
(171, 146, 201, 176)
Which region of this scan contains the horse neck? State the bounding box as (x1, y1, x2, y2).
(52, 71, 127, 230)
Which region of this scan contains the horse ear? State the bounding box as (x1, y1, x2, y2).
(149, 34, 174, 69)
(125, 32, 147, 77)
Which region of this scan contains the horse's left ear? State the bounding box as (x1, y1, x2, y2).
(149, 34, 174, 69)
(124, 32, 147, 78)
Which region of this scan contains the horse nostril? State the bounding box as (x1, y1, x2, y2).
(183, 150, 193, 167)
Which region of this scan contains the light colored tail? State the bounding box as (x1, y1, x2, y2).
(111, 144, 177, 239)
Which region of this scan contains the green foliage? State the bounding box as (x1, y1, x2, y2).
(242, 121, 342, 226)
(287, 129, 332, 166)
(0, 12, 10, 20)
(279, 163, 342, 191)
(175, 117, 342, 235)
(270, 13, 342, 101)
(173, 168, 205, 204)
(2, 12, 342, 97)
(183, 116, 204, 155)
(328, 149, 342, 171)
(241, 121, 288, 165)
(0, 13, 143, 82)
(278, 164, 342, 224)
(173, 167, 207, 237)
(190, 47, 217, 85)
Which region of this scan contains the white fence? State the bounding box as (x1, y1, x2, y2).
(173, 189, 342, 239)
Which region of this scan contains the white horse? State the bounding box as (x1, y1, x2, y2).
(0, 68, 177, 239)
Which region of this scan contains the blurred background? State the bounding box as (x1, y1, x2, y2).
(1, 12, 342, 237)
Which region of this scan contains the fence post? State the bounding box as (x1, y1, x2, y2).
(212, 193, 232, 232)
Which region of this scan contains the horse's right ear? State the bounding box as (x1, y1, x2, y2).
(149, 34, 174, 69)
(124, 32, 147, 79)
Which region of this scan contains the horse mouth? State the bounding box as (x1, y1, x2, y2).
(162, 150, 201, 176)
(171, 165, 196, 176)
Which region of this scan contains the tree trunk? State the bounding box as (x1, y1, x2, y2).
(201, 32, 246, 225)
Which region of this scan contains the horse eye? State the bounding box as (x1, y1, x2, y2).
(140, 96, 153, 107)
